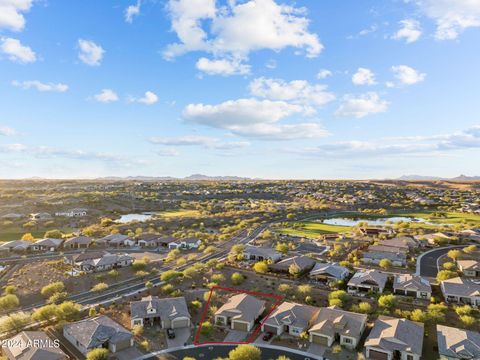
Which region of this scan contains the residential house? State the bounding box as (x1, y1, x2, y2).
(137, 234, 162, 247)
(308, 306, 367, 349)
(269, 255, 316, 275)
(459, 229, 480, 242)
(393, 274, 431, 299)
(29, 212, 52, 221)
(261, 302, 320, 336)
(64, 251, 107, 266)
(436, 325, 480, 359)
(414, 232, 453, 246)
(378, 237, 418, 251)
(63, 236, 92, 249)
(214, 293, 265, 332)
(168, 237, 202, 250)
(359, 228, 393, 237)
(365, 316, 424, 360)
(362, 250, 407, 267)
(309, 262, 350, 283)
(457, 260, 480, 277)
(347, 270, 388, 295)
(441, 277, 480, 306)
(72, 253, 134, 272)
(55, 208, 88, 217)
(2, 331, 67, 360)
(98, 234, 135, 247)
(30, 238, 63, 252)
(130, 296, 191, 329)
(0, 240, 31, 253)
(243, 245, 282, 263)
(63, 315, 134, 355)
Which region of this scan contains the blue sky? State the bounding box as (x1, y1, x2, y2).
(1, 0, 480, 179)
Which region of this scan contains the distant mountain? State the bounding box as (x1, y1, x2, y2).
(184, 174, 252, 181)
(396, 174, 480, 181)
(96, 174, 254, 181)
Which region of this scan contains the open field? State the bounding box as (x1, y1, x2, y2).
(157, 209, 201, 218)
(277, 221, 351, 238)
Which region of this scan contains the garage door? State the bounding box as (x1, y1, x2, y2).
(172, 318, 190, 329)
(369, 349, 389, 360)
(406, 290, 416, 297)
(233, 321, 249, 331)
(263, 325, 279, 335)
(311, 334, 329, 345)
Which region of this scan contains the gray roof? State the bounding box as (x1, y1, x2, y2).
(269, 255, 315, 272)
(347, 270, 388, 288)
(63, 236, 92, 245)
(458, 260, 480, 272)
(365, 316, 424, 356)
(263, 302, 320, 330)
(100, 234, 131, 244)
(64, 315, 132, 349)
(367, 245, 408, 254)
(437, 325, 480, 359)
(79, 253, 133, 267)
(442, 277, 480, 298)
(215, 294, 265, 323)
(362, 251, 406, 262)
(3, 331, 67, 360)
(34, 238, 63, 248)
(244, 245, 281, 259)
(394, 274, 431, 293)
(309, 262, 349, 280)
(309, 306, 367, 339)
(131, 296, 190, 321)
(0, 240, 31, 251)
(64, 251, 107, 263)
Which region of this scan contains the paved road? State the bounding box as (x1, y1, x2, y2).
(143, 344, 320, 360)
(418, 245, 474, 277)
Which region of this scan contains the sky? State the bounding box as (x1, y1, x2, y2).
(1, 0, 480, 180)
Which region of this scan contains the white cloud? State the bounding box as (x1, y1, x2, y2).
(0, 37, 36, 63)
(78, 39, 104, 66)
(125, 1, 141, 23)
(289, 125, 480, 158)
(150, 135, 249, 149)
(392, 19, 422, 43)
(157, 148, 180, 157)
(12, 80, 68, 92)
(335, 92, 388, 118)
(265, 59, 277, 69)
(183, 98, 328, 140)
(413, 0, 480, 40)
(249, 77, 335, 108)
(352, 67, 376, 86)
(164, 0, 322, 60)
(94, 89, 119, 103)
(0, 143, 26, 152)
(0, 0, 33, 31)
(316, 69, 332, 79)
(129, 91, 158, 105)
(391, 65, 426, 85)
(196, 57, 250, 76)
(0, 126, 16, 136)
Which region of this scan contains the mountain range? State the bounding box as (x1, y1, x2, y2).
(396, 174, 480, 181)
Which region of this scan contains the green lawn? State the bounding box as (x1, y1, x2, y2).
(392, 211, 480, 225)
(278, 221, 351, 238)
(157, 209, 201, 218)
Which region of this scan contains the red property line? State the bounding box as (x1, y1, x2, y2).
(193, 285, 284, 346)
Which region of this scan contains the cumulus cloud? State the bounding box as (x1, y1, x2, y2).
(164, 0, 322, 60)
(12, 80, 68, 92)
(335, 92, 388, 118)
(392, 19, 422, 43)
(0, 0, 33, 31)
(150, 135, 249, 150)
(157, 148, 180, 157)
(413, 0, 480, 40)
(391, 65, 426, 85)
(249, 77, 335, 108)
(0, 126, 16, 136)
(316, 69, 332, 79)
(196, 57, 250, 76)
(125, 1, 141, 23)
(352, 67, 376, 86)
(129, 91, 158, 105)
(0, 37, 36, 63)
(94, 89, 119, 103)
(288, 125, 480, 158)
(78, 39, 104, 66)
(183, 98, 328, 140)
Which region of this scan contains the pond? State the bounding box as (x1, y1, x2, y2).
(322, 216, 427, 227)
(116, 213, 156, 223)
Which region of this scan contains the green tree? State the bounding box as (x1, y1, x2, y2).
(252, 261, 268, 274)
(0, 313, 32, 333)
(32, 304, 60, 323)
(44, 229, 63, 239)
(41, 282, 65, 298)
(378, 294, 397, 310)
(436, 270, 458, 282)
(275, 242, 289, 254)
(379, 258, 392, 270)
(447, 249, 462, 261)
(231, 272, 245, 285)
(463, 245, 477, 254)
(0, 294, 20, 310)
(161, 270, 182, 282)
(409, 309, 427, 323)
(86, 348, 109, 360)
(228, 344, 261, 360)
(200, 321, 213, 336)
(58, 301, 81, 321)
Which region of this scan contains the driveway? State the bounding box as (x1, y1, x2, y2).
(253, 332, 274, 345)
(223, 330, 248, 342)
(307, 343, 327, 357)
(166, 327, 191, 348)
(115, 346, 144, 360)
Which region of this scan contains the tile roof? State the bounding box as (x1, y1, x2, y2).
(215, 294, 265, 323)
(263, 302, 320, 330)
(437, 325, 480, 359)
(4, 331, 66, 360)
(394, 274, 431, 293)
(309, 306, 367, 339)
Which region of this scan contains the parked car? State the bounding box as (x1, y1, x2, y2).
(262, 332, 273, 341)
(167, 328, 175, 339)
